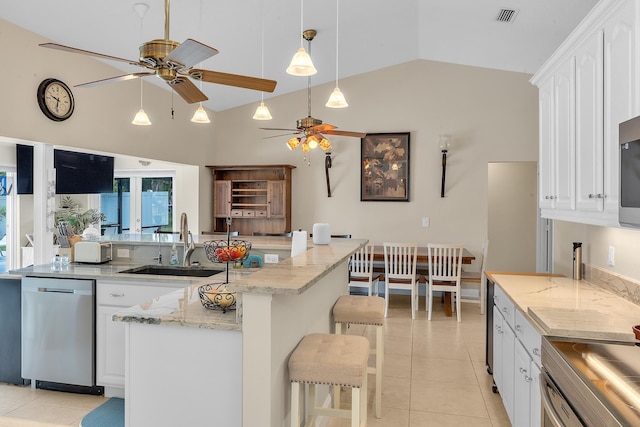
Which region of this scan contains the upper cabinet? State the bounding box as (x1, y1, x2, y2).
(531, 0, 639, 227)
(206, 165, 295, 235)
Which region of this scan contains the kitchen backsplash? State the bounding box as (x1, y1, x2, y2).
(585, 264, 640, 306)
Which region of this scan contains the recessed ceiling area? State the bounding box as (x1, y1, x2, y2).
(0, 0, 598, 112)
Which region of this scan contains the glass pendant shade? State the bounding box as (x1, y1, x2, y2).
(132, 109, 151, 126)
(301, 140, 311, 152)
(287, 137, 301, 150)
(191, 104, 211, 123)
(253, 102, 273, 120)
(319, 137, 331, 151)
(286, 48, 317, 76)
(326, 87, 348, 108)
(307, 135, 320, 149)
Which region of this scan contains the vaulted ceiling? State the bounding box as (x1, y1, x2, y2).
(1, 0, 597, 111)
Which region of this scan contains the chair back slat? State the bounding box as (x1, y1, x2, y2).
(349, 244, 374, 278)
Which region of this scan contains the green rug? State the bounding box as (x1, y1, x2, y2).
(81, 398, 124, 427)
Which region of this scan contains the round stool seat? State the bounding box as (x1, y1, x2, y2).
(333, 295, 385, 326)
(289, 333, 369, 388)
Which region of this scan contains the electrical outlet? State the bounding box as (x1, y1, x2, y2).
(422, 217, 430, 228)
(608, 246, 615, 267)
(264, 253, 279, 263)
(117, 248, 130, 258)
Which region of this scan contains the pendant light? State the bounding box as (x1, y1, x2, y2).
(132, 3, 151, 125)
(286, 0, 317, 76)
(253, 7, 272, 120)
(326, 0, 348, 108)
(191, 0, 211, 123)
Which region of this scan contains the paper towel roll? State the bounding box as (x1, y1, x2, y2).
(312, 223, 331, 245)
(291, 230, 308, 257)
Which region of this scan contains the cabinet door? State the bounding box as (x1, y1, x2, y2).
(554, 57, 576, 211)
(539, 77, 556, 209)
(575, 31, 605, 213)
(97, 305, 125, 388)
(267, 181, 286, 218)
(604, 0, 638, 215)
(214, 180, 232, 218)
(514, 340, 532, 427)
(501, 319, 516, 424)
(530, 362, 541, 427)
(492, 305, 504, 392)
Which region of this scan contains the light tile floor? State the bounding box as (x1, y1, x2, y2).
(0, 295, 511, 427)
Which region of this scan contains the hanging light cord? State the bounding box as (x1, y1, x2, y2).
(260, 12, 265, 103)
(138, 8, 145, 110)
(299, 0, 304, 48)
(335, 0, 339, 84)
(307, 36, 312, 117)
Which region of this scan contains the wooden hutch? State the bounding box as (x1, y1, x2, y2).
(206, 165, 295, 236)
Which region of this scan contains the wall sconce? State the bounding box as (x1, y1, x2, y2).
(439, 135, 451, 197)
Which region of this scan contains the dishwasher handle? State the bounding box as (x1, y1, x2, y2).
(540, 373, 564, 427)
(36, 287, 93, 296)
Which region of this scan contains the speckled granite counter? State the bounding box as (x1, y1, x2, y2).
(490, 273, 640, 342)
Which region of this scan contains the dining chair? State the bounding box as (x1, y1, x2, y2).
(383, 242, 419, 319)
(427, 243, 464, 322)
(348, 243, 381, 296)
(460, 240, 489, 314)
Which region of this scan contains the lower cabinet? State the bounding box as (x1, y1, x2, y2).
(492, 284, 542, 427)
(96, 280, 181, 397)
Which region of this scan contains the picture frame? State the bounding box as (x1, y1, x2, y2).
(361, 132, 410, 201)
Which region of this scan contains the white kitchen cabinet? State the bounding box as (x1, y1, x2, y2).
(96, 280, 181, 397)
(492, 288, 516, 424)
(532, 0, 638, 227)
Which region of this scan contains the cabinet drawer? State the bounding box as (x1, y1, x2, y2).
(255, 210, 267, 217)
(243, 210, 255, 217)
(97, 283, 177, 307)
(494, 285, 515, 328)
(515, 309, 542, 367)
(230, 210, 243, 217)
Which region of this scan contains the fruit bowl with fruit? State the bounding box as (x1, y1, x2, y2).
(203, 240, 252, 264)
(198, 283, 237, 313)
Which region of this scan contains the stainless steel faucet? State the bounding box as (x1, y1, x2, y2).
(154, 231, 163, 265)
(180, 213, 195, 266)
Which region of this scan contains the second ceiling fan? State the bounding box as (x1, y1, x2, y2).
(261, 30, 365, 152)
(39, 0, 277, 104)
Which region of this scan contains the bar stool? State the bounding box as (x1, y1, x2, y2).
(333, 295, 385, 419)
(289, 333, 369, 427)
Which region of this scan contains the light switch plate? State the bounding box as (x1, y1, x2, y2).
(422, 217, 430, 228)
(117, 248, 130, 258)
(608, 246, 615, 267)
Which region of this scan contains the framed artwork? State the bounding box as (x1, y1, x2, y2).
(361, 132, 410, 201)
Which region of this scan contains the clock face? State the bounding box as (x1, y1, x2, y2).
(37, 78, 75, 121)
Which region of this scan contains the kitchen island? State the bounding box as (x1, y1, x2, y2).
(113, 237, 366, 427)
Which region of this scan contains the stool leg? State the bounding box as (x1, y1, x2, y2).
(307, 384, 316, 427)
(361, 369, 368, 426)
(375, 324, 383, 418)
(351, 386, 361, 427)
(333, 322, 343, 409)
(291, 382, 300, 427)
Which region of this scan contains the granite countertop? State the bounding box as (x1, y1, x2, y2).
(113, 238, 366, 329)
(491, 273, 640, 342)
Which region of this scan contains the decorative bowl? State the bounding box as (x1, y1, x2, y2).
(203, 240, 252, 264)
(198, 283, 237, 313)
(633, 325, 640, 340)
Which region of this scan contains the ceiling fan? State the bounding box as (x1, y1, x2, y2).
(39, 0, 277, 104)
(260, 30, 365, 152)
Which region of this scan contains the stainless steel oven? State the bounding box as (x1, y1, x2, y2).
(541, 336, 640, 426)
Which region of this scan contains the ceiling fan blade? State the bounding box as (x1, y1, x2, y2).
(324, 130, 367, 138)
(74, 72, 155, 88)
(39, 42, 142, 67)
(168, 77, 208, 104)
(259, 127, 299, 132)
(312, 123, 337, 132)
(262, 133, 298, 139)
(165, 39, 219, 70)
(190, 69, 277, 92)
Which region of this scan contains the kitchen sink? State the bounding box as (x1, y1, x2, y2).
(119, 265, 223, 277)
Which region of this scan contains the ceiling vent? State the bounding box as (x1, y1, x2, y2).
(496, 8, 519, 23)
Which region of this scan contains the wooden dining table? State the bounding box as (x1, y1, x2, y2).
(371, 245, 476, 317)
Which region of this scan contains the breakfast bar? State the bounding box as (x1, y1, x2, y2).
(113, 238, 366, 427)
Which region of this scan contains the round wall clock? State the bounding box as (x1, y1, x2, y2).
(37, 78, 75, 121)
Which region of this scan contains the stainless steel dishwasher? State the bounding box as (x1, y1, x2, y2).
(22, 276, 103, 394)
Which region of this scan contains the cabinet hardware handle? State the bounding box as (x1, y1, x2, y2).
(533, 348, 541, 356)
(525, 375, 532, 382)
(502, 307, 509, 315)
(110, 292, 125, 297)
(495, 325, 502, 334)
(519, 367, 527, 374)
(588, 193, 595, 199)
(493, 295, 498, 302)
(515, 325, 523, 333)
